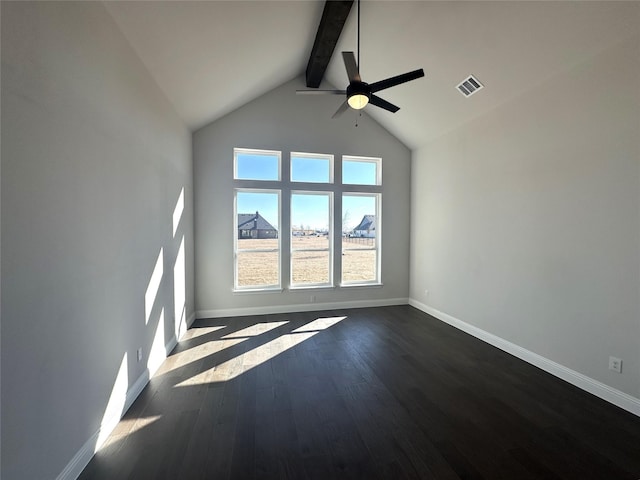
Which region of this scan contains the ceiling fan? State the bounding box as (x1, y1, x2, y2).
(297, 0, 425, 118)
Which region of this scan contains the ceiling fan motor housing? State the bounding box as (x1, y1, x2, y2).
(347, 81, 371, 101)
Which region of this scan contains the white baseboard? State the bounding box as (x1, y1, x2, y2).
(55, 425, 99, 480)
(408, 299, 640, 418)
(56, 311, 197, 480)
(196, 297, 409, 319)
(55, 366, 150, 480)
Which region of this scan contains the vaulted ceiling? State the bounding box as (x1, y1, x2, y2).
(104, 1, 639, 150)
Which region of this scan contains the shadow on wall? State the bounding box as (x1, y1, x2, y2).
(92, 186, 189, 454)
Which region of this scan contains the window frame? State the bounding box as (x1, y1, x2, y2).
(231, 149, 383, 293)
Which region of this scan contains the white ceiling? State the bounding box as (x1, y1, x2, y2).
(104, 1, 325, 130)
(105, 1, 639, 150)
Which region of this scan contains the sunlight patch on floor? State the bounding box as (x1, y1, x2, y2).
(154, 337, 247, 376)
(181, 325, 227, 340)
(292, 316, 346, 333)
(221, 321, 289, 339)
(175, 331, 318, 386)
(101, 415, 163, 450)
(174, 316, 347, 387)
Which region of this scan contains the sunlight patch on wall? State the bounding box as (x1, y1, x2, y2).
(172, 188, 184, 237)
(145, 249, 164, 325)
(96, 353, 128, 452)
(147, 308, 167, 377)
(174, 236, 187, 340)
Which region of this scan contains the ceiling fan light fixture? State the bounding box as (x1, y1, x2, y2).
(346, 81, 371, 110)
(348, 93, 369, 109)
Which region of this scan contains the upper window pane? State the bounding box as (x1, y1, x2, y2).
(234, 149, 280, 181)
(342, 156, 381, 185)
(291, 153, 332, 183)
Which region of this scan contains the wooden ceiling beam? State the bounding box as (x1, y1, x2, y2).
(305, 0, 354, 88)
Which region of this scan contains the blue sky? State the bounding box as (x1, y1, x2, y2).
(236, 152, 378, 185)
(236, 152, 279, 181)
(236, 152, 377, 231)
(291, 193, 328, 230)
(291, 156, 330, 183)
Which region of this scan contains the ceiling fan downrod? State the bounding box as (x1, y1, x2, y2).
(296, 0, 425, 118)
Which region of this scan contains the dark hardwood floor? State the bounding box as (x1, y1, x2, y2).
(79, 305, 640, 479)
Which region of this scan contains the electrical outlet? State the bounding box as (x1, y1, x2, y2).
(310, 295, 316, 303)
(609, 356, 622, 374)
(137, 347, 143, 363)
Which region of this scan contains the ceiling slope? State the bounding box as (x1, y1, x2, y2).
(105, 1, 639, 149)
(104, 0, 324, 131)
(325, 1, 640, 148)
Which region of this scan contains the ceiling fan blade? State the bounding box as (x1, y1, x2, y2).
(342, 51, 361, 83)
(370, 95, 400, 113)
(296, 89, 346, 95)
(369, 69, 425, 93)
(332, 100, 350, 119)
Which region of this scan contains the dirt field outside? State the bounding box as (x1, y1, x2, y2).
(237, 236, 376, 286)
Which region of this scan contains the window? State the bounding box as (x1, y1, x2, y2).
(234, 148, 280, 181)
(342, 193, 380, 284)
(234, 190, 281, 290)
(291, 192, 332, 287)
(342, 156, 381, 186)
(233, 148, 382, 291)
(291, 152, 333, 183)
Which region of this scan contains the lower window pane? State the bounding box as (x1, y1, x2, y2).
(237, 251, 279, 287)
(341, 249, 376, 283)
(291, 251, 330, 285)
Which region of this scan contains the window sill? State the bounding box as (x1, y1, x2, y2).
(289, 285, 336, 292)
(339, 282, 383, 289)
(232, 287, 283, 294)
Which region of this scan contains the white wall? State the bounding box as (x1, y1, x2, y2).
(410, 35, 640, 403)
(193, 77, 411, 316)
(1, 3, 194, 478)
